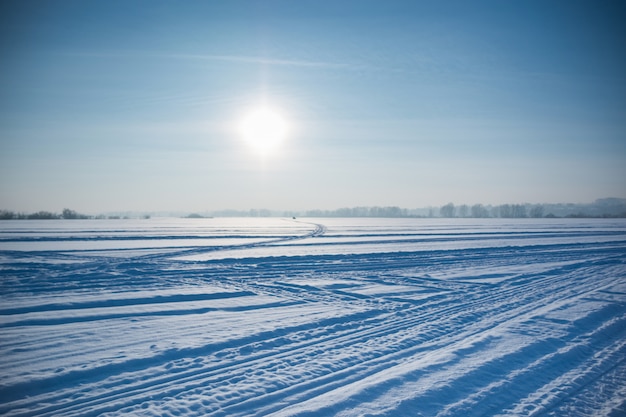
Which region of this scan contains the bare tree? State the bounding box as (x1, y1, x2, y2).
(440, 203, 456, 218)
(471, 204, 489, 218)
(530, 205, 545, 218)
(458, 204, 469, 218)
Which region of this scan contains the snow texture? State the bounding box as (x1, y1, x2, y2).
(1, 217, 625, 416)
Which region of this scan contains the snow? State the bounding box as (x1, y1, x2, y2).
(1, 217, 625, 416)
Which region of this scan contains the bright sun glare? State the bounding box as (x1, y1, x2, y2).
(239, 107, 288, 155)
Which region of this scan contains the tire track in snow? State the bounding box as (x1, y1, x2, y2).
(8, 248, 623, 416)
(1, 264, 620, 414)
(148, 219, 327, 260)
(248, 263, 626, 417)
(0, 220, 624, 416)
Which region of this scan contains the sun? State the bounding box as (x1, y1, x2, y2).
(239, 106, 288, 155)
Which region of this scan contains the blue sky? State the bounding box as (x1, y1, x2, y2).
(1, 0, 625, 213)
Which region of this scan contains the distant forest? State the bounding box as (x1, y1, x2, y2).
(431, 198, 626, 219)
(2, 198, 626, 220)
(295, 198, 626, 218)
(0, 208, 150, 220)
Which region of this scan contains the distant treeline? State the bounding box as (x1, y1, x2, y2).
(437, 198, 626, 218)
(301, 206, 409, 218)
(294, 198, 626, 218)
(212, 199, 626, 219)
(0, 208, 87, 220)
(3, 198, 626, 220)
(0, 208, 150, 220)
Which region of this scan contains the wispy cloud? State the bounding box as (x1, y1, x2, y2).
(167, 53, 353, 69)
(57, 50, 355, 70)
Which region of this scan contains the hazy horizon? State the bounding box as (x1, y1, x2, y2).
(2, 1, 625, 213)
(3, 197, 626, 220)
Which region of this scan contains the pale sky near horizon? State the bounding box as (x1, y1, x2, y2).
(1, 0, 625, 213)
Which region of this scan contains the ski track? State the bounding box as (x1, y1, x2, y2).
(0, 218, 625, 416)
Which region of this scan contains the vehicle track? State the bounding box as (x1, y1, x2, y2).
(6, 249, 624, 415)
(1, 220, 624, 417)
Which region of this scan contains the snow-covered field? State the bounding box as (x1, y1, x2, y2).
(1, 217, 625, 417)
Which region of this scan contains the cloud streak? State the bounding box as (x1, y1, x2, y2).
(56, 49, 455, 80)
(168, 53, 353, 69)
(57, 50, 355, 70)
